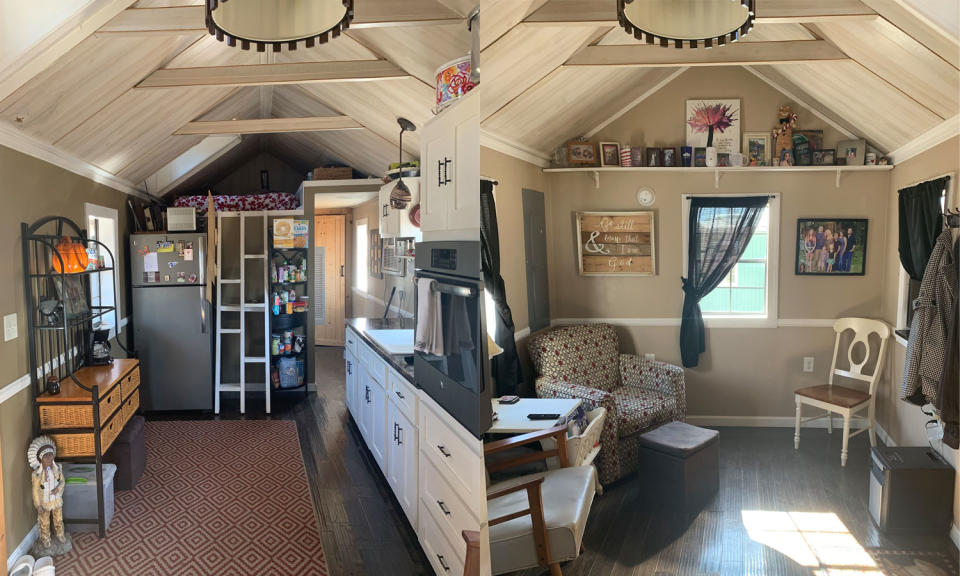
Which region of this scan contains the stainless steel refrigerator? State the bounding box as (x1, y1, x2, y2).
(130, 233, 212, 411)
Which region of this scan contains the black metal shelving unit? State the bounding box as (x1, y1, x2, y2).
(268, 242, 309, 398)
(21, 216, 131, 538)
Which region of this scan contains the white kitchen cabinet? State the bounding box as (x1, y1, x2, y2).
(370, 377, 388, 474)
(379, 178, 421, 240)
(387, 397, 419, 528)
(420, 88, 480, 237)
(344, 348, 358, 419)
(358, 369, 373, 441)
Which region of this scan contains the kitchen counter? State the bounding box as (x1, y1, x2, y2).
(345, 317, 415, 382)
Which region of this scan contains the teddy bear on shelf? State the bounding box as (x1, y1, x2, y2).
(28, 436, 72, 557)
(773, 104, 799, 166)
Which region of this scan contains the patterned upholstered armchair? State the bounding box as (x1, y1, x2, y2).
(529, 324, 686, 486)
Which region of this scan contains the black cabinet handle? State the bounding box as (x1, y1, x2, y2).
(365, 386, 371, 403)
(437, 500, 451, 515)
(393, 422, 399, 443)
(437, 445, 451, 458)
(397, 426, 403, 445)
(340, 265, 344, 278)
(437, 160, 443, 187)
(396, 390, 405, 400)
(347, 361, 351, 375)
(437, 555, 450, 572)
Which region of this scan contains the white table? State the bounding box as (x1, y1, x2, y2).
(489, 398, 581, 434)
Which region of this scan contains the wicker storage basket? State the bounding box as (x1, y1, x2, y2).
(312, 166, 353, 180)
(120, 368, 140, 399)
(566, 407, 606, 467)
(38, 385, 122, 430)
(122, 391, 140, 422)
(51, 412, 126, 458)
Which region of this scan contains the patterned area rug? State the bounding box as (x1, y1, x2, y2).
(868, 549, 958, 576)
(56, 420, 328, 576)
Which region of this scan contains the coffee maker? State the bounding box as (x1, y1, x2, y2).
(86, 326, 113, 366)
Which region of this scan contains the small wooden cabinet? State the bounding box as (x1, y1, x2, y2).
(36, 359, 141, 458)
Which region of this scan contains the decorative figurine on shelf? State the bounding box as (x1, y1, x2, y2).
(773, 105, 798, 167)
(28, 436, 72, 556)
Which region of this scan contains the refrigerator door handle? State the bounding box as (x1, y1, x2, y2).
(200, 285, 207, 334)
(198, 234, 207, 334)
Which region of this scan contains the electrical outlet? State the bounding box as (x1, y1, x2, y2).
(644, 353, 656, 362)
(803, 356, 815, 373)
(3, 313, 17, 342)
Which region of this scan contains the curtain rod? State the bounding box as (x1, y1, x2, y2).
(900, 172, 953, 190)
(684, 194, 777, 199)
(481, 176, 499, 185)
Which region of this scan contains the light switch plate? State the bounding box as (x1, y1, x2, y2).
(644, 353, 656, 362)
(803, 357, 814, 373)
(3, 313, 17, 342)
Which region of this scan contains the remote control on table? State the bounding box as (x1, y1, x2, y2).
(527, 413, 561, 420)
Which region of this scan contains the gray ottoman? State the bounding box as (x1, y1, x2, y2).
(637, 422, 719, 518)
(62, 463, 117, 533)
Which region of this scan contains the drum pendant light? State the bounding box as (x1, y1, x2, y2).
(390, 118, 417, 210)
(206, 0, 354, 52)
(618, 0, 755, 49)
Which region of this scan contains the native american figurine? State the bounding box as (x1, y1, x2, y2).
(773, 104, 799, 166)
(28, 436, 71, 556)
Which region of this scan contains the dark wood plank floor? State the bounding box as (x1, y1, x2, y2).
(151, 347, 958, 576)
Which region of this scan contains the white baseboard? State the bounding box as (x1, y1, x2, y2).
(6, 524, 38, 572)
(687, 414, 873, 430)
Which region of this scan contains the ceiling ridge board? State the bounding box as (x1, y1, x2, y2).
(0, 119, 149, 198)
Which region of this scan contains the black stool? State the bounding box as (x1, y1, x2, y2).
(637, 421, 719, 518)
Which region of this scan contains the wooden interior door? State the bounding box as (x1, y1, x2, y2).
(315, 214, 346, 346)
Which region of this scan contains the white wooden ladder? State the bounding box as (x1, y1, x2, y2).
(215, 211, 271, 414)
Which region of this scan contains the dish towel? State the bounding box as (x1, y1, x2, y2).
(415, 278, 444, 356)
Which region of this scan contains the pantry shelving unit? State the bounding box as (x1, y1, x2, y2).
(268, 238, 310, 400)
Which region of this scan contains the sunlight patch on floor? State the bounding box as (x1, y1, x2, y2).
(742, 510, 883, 574)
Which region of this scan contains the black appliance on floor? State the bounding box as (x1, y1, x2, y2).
(868, 446, 954, 533)
(414, 241, 492, 438)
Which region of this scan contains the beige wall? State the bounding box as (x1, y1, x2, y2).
(351, 199, 415, 319)
(594, 67, 848, 156)
(880, 136, 959, 529)
(0, 144, 133, 558)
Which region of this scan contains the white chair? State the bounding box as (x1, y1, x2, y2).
(794, 318, 891, 466)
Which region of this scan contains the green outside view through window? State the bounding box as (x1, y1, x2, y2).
(701, 207, 769, 315)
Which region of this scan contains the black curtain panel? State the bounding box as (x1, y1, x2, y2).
(680, 196, 769, 368)
(899, 176, 949, 281)
(480, 180, 523, 396)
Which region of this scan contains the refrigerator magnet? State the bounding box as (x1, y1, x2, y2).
(188, 273, 198, 284)
(157, 241, 174, 253)
(176, 240, 184, 255)
(168, 261, 178, 268)
(144, 272, 157, 283)
(176, 272, 186, 283)
(183, 248, 193, 261)
(163, 274, 171, 282)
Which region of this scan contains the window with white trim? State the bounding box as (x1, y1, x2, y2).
(682, 194, 780, 326)
(85, 203, 119, 335)
(355, 218, 368, 292)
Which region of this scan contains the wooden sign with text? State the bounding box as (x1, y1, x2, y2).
(576, 211, 656, 276)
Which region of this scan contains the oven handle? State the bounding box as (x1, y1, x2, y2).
(431, 283, 474, 298)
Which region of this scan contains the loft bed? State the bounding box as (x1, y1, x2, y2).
(173, 190, 301, 213)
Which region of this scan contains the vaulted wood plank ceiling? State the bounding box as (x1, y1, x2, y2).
(0, 0, 956, 198)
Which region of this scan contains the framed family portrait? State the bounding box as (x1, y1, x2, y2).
(743, 132, 770, 166)
(567, 140, 598, 166)
(686, 99, 741, 154)
(600, 142, 621, 167)
(795, 218, 868, 276)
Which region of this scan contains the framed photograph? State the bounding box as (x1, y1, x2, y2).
(743, 132, 770, 166)
(576, 211, 655, 276)
(600, 142, 621, 167)
(795, 218, 868, 276)
(686, 99, 741, 153)
(837, 139, 866, 166)
(567, 141, 598, 166)
(813, 149, 836, 166)
(630, 147, 644, 168)
(53, 276, 89, 321)
(717, 153, 730, 167)
(662, 147, 678, 167)
(792, 130, 823, 166)
(694, 147, 707, 167)
(369, 228, 383, 279)
(646, 147, 662, 167)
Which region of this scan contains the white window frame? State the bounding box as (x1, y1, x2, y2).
(355, 217, 368, 293)
(895, 173, 956, 346)
(84, 202, 120, 337)
(681, 193, 780, 328)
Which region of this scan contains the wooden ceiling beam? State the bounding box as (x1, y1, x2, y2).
(524, 0, 878, 25)
(96, 1, 463, 36)
(137, 60, 409, 88)
(174, 116, 364, 135)
(565, 41, 848, 67)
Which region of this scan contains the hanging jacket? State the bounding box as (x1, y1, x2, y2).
(903, 230, 957, 405)
(937, 235, 959, 448)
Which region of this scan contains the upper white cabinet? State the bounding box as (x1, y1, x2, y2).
(420, 88, 480, 238)
(379, 178, 422, 240)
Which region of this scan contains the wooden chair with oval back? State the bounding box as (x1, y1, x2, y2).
(794, 318, 892, 466)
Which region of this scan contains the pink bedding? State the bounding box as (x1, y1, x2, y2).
(174, 193, 299, 212)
